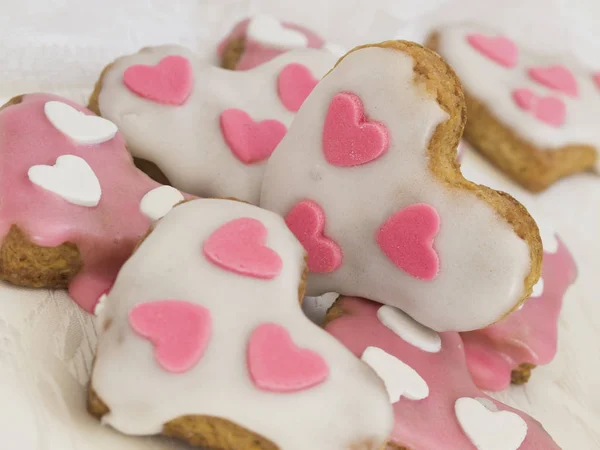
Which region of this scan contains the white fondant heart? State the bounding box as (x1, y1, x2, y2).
(455, 397, 528, 450)
(530, 278, 544, 298)
(247, 15, 308, 50)
(28, 155, 101, 207)
(377, 305, 441, 353)
(44, 101, 118, 145)
(94, 294, 108, 317)
(361, 346, 428, 403)
(140, 185, 184, 221)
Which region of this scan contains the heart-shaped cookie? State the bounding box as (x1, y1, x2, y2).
(278, 63, 319, 112)
(466, 33, 518, 68)
(44, 101, 117, 145)
(247, 14, 309, 50)
(377, 305, 441, 353)
(528, 65, 578, 97)
(28, 154, 102, 207)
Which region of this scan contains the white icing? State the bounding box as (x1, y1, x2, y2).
(301, 292, 338, 325)
(139, 185, 184, 221)
(28, 155, 101, 207)
(44, 101, 117, 145)
(97, 45, 336, 204)
(455, 397, 528, 450)
(247, 14, 309, 50)
(261, 46, 532, 332)
(361, 346, 429, 403)
(377, 305, 441, 353)
(94, 294, 107, 317)
(436, 24, 600, 159)
(530, 277, 544, 298)
(323, 42, 347, 58)
(91, 199, 393, 448)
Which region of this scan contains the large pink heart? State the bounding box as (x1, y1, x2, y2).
(123, 55, 193, 105)
(528, 65, 578, 97)
(129, 300, 212, 373)
(377, 203, 440, 280)
(466, 34, 518, 68)
(203, 217, 283, 279)
(322, 92, 389, 167)
(512, 88, 566, 127)
(285, 199, 342, 273)
(247, 323, 329, 392)
(277, 63, 319, 112)
(220, 109, 287, 164)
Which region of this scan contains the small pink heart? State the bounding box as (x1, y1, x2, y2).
(247, 323, 329, 393)
(593, 73, 600, 89)
(322, 92, 389, 167)
(512, 89, 536, 110)
(129, 300, 211, 373)
(528, 65, 578, 97)
(512, 88, 566, 127)
(203, 217, 283, 279)
(285, 200, 342, 273)
(220, 109, 287, 164)
(123, 55, 193, 105)
(277, 63, 319, 112)
(466, 34, 518, 68)
(377, 203, 440, 281)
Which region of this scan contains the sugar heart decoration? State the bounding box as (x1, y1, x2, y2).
(361, 346, 429, 403)
(247, 323, 329, 392)
(512, 88, 566, 127)
(377, 305, 441, 353)
(376, 203, 440, 281)
(220, 109, 287, 164)
(466, 34, 518, 68)
(528, 65, 578, 97)
(203, 217, 283, 279)
(455, 397, 528, 450)
(129, 300, 212, 373)
(140, 185, 184, 221)
(44, 101, 117, 145)
(123, 55, 193, 106)
(278, 63, 319, 112)
(28, 155, 102, 207)
(530, 277, 544, 298)
(323, 92, 389, 167)
(247, 14, 309, 50)
(285, 200, 342, 273)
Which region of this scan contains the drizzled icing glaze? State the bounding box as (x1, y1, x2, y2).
(0, 94, 165, 313)
(261, 44, 534, 332)
(326, 296, 560, 450)
(96, 45, 336, 204)
(91, 199, 393, 448)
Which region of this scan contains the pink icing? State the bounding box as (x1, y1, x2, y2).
(326, 297, 560, 449)
(123, 55, 193, 106)
(461, 237, 577, 391)
(528, 65, 578, 97)
(247, 322, 329, 392)
(129, 300, 212, 373)
(466, 33, 518, 68)
(203, 217, 283, 280)
(0, 94, 164, 312)
(216, 18, 325, 70)
(376, 204, 440, 281)
(219, 109, 287, 164)
(284, 199, 342, 273)
(512, 88, 566, 127)
(322, 92, 390, 167)
(277, 63, 319, 112)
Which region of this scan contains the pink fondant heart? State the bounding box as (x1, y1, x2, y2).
(278, 63, 319, 112)
(247, 323, 329, 392)
(285, 199, 342, 273)
(512, 89, 536, 110)
(466, 34, 518, 68)
(129, 300, 212, 373)
(220, 109, 287, 164)
(203, 217, 283, 279)
(123, 55, 193, 105)
(322, 92, 389, 167)
(377, 203, 440, 280)
(512, 88, 566, 127)
(528, 65, 578, 97)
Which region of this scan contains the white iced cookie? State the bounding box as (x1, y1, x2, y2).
(88, 198, 393, 450)
(260, 41, 542, 332)
(91, 45, 336, 204)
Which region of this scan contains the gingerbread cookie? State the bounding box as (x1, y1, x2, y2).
(89, 44, 336, 204)
(88, 198, 393, 450)
(0, 94, 186, 312)
(326, 296, 561, 450)
(260, 41, 542, 332)
(428, 24, 599, 192)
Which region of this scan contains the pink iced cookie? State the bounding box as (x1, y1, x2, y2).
(0, 94, 188, 313)
(90, 198, 393, 449)
(326, 296, 560, 450)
